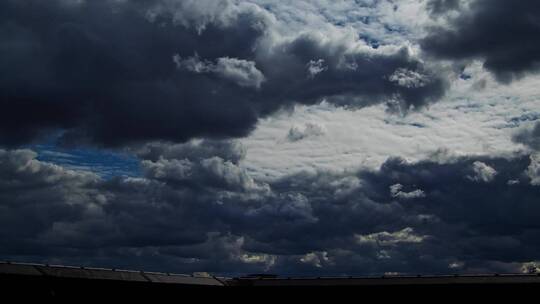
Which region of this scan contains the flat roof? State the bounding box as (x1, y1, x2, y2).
(0, 261, 225, 286)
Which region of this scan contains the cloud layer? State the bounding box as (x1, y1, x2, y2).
(2, 0, 540, 277)
(0, 0, 447, 147)
(2, 142, 540, 275)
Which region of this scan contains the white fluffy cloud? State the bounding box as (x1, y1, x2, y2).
(306, 59, 327, 79)
(215, 57, 266, 88)
(390, 184, 426, 199)
(355, 227, 428, 246)
(286, 122, 326, 142)
(468, 161, 497, 183)
(174, 54, 265, 88)
(389, 68, 430, 89)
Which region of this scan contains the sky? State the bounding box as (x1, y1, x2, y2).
(2, 0, 540, 276)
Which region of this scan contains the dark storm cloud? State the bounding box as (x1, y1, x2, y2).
(422, 0, 540, 82)
(0, 0, 447, 147)
(2, 142, 540, 275)
(257, 35, 447, 113)
(0, 0, 265, 146)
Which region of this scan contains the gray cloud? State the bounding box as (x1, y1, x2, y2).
(526, 154, 540, 186)
(426, 0, 462, 16)
(133, 139, 247, 164)
(514, 122, 540, 151)
(0, 0, 447, 147)
(512, 123, 540, 186)
(422, 0, 540, 82)
(257, 34, 448, 112)
(2, 143, 540, 275)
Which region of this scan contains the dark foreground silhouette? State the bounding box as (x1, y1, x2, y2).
(2, 261, 539, 298)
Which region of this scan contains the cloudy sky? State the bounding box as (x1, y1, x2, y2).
(2, 0, 540, 276)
